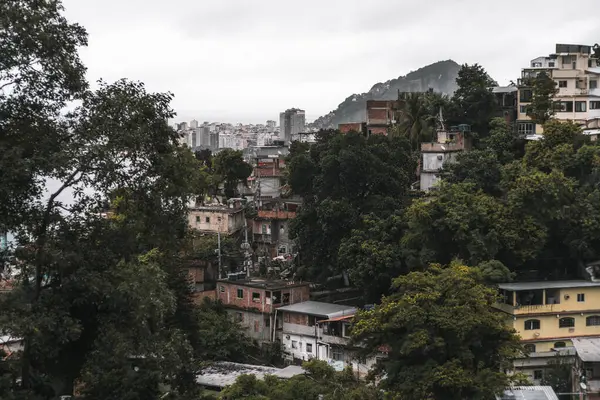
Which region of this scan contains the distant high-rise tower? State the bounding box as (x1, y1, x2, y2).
(266, 120, 276, 133)
(190, 119, 199, 129)
(279, 109, 305, 145)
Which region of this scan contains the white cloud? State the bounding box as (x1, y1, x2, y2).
(61, 0, 600, 123)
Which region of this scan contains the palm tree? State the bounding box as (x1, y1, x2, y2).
(392, 92, 437, 151)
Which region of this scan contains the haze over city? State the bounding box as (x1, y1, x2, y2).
(61, 0, 598, 123)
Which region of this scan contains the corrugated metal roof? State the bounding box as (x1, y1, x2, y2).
(496, 386, 559, 400)
(492, 86, 518, 93)
(572, 337, 600, 362)
(498, 280, 600, 291)
(277, 301, 356, 318)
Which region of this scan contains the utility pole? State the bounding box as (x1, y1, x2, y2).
(217, 229, 222, 279)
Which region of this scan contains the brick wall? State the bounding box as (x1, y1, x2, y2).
(368, 126, 389, 135)
(216, 282, 311, 313)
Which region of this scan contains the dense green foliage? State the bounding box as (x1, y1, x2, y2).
(451, 64, 497, 136)
(219, 360, 382, 400)
(0, 1, 251, 399)
(352, 264, 522, 400)
(405, 120, 600, 280)
(288, 130, 416, 297)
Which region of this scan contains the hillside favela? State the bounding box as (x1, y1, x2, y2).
(2, 1, 600, 400)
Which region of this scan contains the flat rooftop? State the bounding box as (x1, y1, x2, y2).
(498, 280, 600, 291)
(277, 301, 356, 318)
(217, 278, 309, 290)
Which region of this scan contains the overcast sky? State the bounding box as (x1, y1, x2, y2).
(61, 0, 599, 124)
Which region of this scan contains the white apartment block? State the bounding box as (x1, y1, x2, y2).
(517, 43, 600, 136)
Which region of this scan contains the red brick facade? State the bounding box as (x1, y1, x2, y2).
(216, 280, 310, 314)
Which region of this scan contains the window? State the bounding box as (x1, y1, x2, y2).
(282, 293, 290, 304)
(306, 343, 313, 353)
(520, 105, 528, 114)
(587, 315, 600, 326)
(518, 123, 535, 136)
(331, 348, 343, 361)
(237, 288, 244, 299)
(576, 101, 587, 112)
(533, 370, 543, 380)
(554, 341, 566, 348)
(219, 285, 225, 293)
(261, 224, 268, 234)
(195, 216, 200, 223)
(549, 62, 555, 68)
(558, 80, 567, 88)
(524, 319, 541, 330)
(555, 101, 574, 112)
(590, 101, 600, 110)
(291, 340, 298, 349)
(532, 62, 542, 67)
(236, 312, 243, 322)
(308, 316, 316, 327)
(254, 320, 259, 332)
(272, 291, 281, 305)
(559, 317, 575, 328)
(265, 318, 270, 327)
(578, 293, 586, 302)
(520, 89, 533, 103)
(205, 216, 210, 223)
(562, 55, 574, 67)
(524, 344, 536, 353)
(591, 80, 598, 89)
(252, 292, 261, 303)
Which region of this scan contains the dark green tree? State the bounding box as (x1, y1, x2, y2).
(352, 263, 522, 400)
(526, 71, 558, 125)
(288, 131, 415, 285)
(452, 64, 498, 136)
(213, 149, 252, 199)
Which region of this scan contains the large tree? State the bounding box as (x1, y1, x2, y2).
(526, 71, 558, 125)
(213, 149, 252, 199)
(452, 64, 498, 137)
(405, 120, 600, 280)
(288, 131, 416, 285)
(352, 263, 522, 400)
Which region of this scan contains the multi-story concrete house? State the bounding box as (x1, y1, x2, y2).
(215, 276, 310, 343)
(188, 199, 246, 236)
(517, 43, 600, 136)
(277, 301, 387, 376)
(495, 280, 600, 384)
(572, 337, 600, 399)
(420, 124, 471, 191)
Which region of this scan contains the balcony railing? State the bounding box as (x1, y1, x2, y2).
(492, 302, 558, 315)
(257, 210, 297, 220)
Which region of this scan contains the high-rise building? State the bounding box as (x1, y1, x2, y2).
(517, 43, 600, 136)
(190, 119, 199, 129)
(266, 120, 276, 133)
(279, 109, 305, 145)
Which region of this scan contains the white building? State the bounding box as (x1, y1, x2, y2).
(517, 43, 600, 135)
(277, 301, 386, 376)
(190, 119, 199, 129)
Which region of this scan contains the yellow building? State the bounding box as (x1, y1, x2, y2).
(495, 280, 600, 383)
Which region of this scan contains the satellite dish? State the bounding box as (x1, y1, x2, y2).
(580, 382, 587, 390)
(441, 145, 446, 151)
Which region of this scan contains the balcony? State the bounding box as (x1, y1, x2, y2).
(421, 142, 465, 152)
(283, 323, 317, 336)
(319, 334, 350, 346)
(253, 233, 272, 243)
(257, 210, 297, 220)
(493, 302, 559, 315)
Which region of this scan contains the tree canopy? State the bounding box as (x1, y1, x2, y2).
(352, 263, 522, 400)
(288, 130, 416, 292)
